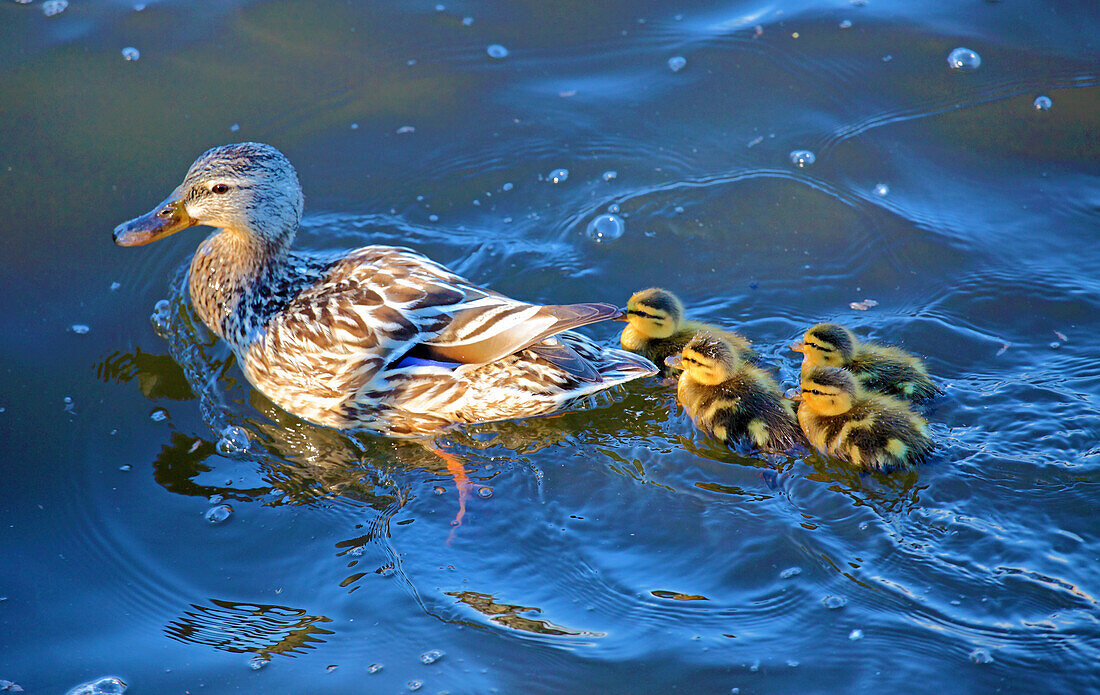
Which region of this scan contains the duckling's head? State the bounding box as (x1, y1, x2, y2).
(797, 366, 858, 416)
(791, 323, 855, 367)
(114, 142, 304, 251)
(665, 333, 742, 385)
(624, 288, 685, 339)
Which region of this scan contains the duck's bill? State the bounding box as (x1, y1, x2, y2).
(789, 341, 806, 353)
(113, 191, 193, 246)
(664, 354, 683, 369)
(790, 391, 804, 401)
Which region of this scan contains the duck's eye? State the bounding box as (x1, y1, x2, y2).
(211, 183, 230, 194)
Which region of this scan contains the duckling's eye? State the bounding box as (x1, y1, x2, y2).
(211, 183, 230, 194)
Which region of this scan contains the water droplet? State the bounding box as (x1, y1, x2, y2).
(71, 324, 90, 334)
(407, 681, 423, 692)
(502, 182, 514, 191)
(476, 486, 493, 498)
(433, 486, 446, 495)
(601, 170, 618, 181)
(151, 299, 172, 336)
(368, 663, 383, 674)
(839, 19, 852, 28)
(667, 56, 687, 72)
(420, 649, 444, 664)
(326, 665, 338, 673)
(947, 47, 981, 71)
(248, 655, 270, 671)
(64, 676, 127, 695)
(461, 16, 473, 26)
(873, 183, 889, 196)
(789, 150, 816, 168)
(607, 203, 621, 214)
(149, 408, 169, 422)
(585, 213, 625, 243)
(435, 4, 445, 11)
(779, 567, 802, 579)
(849, 629, 864, 640)
(133, 3, 146, 10)
(350, 123, 359, 130)
(429, 214, 439, 222)
(41, 0, 68, 17)
(229, 123, 240, 132)
(119, 464, 132, 472)
(969, 648, 994, 664)
(822, 595, 847, 609)
(487, 44, 509, 59)
(118, 47, 141, 62)
(1033, 95, 1052, 111)
(396, 125, 416, 134)
(205, 504, 233, 524)
(216, 426, 251, 456)
(110, 281, 121, 291)
(547, 168, 569, 184)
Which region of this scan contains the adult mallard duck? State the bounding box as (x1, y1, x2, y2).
(665, 333, 804, 452)
(113, 142, 657, 436)
(791, 322, 940, 403)
(619, 288, 755, 376)
(795, 366, 933, 471)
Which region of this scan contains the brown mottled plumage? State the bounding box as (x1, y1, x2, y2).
(114, 143, 656, 436)
(791, 323, 940, 403)
(666, 334, 804, 452)
(796, 366, 933, 471)
(620, 288, 755, 375)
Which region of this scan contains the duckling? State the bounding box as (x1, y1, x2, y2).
(620, 288, 754, 375)
(795, 366, 932, 471)
(791, 323, 939, 403)
(665, 333, 804, 452)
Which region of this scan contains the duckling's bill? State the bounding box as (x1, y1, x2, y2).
(113, 189, 194, 247)
(664, 353, 683, 369)
(789, 341, 805, 353)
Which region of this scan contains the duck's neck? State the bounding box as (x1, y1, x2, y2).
(189, 227, 292, 344)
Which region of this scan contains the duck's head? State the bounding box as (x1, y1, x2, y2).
(113, 142, 304, 251)
(795, 366, 858, 416)
(623, 288, 684, 339)
(665, 333, 741, 385)
(790, 323, 855, 367)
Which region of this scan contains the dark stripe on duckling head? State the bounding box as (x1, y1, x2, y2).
(804, 365, 858, 393)
(807, 323, 855, 357)
(628, 288, 684, 322)
(683, 332, 738, 362)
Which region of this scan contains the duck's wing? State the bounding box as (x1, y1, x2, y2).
(328, 246, 621, 367)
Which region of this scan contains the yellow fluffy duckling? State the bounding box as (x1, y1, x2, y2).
(795, 366, 933, 471)
(621, 288, 754, 375)
(791, 323, 940, 403)
(666, 333, 804, 452)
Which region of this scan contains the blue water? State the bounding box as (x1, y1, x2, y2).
(1, 1, 1098, 693)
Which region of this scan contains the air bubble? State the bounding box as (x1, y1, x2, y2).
(368, 663, 384, 674)
(407, 681, 423, 692)
(585, 214, 625, 243)
(947, 47, 981, 71)
(873, 183, 889, 196)
(71, 324, 90, 334)
(607, 203, 620, 214)
(839, 19, 852, 29)
(502, 182, 514, 191)
(151, 299, 172, 336)
(547, 168, 569, 183)
(969, 648, 994, 664)
(667, 56, 687, 72)
(849, 629, 864, 640)
(789, 150, 815, 168)
(487, 44, 509, 59)
(821, 595, 847, 609)
(150, 408, 169, 422)
(42, 0, 68, 16)
(779, 567, 802, 579)
(65, 676, 127, 695)
(476, 486, 493, 498)
(420, 649, 444, 664)
(216, 426, 251, 456)
(248, 655, 270, 671)
(121, 47, 140, 61)
(1033, 95, 1052, 111)
(601, 170, 618, 181)
(205, 504, 233, 524)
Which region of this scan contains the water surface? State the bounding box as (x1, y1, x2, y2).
(1, 0, 1098, 693)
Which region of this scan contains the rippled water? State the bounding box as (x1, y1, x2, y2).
(2, 0, 1098, 693)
